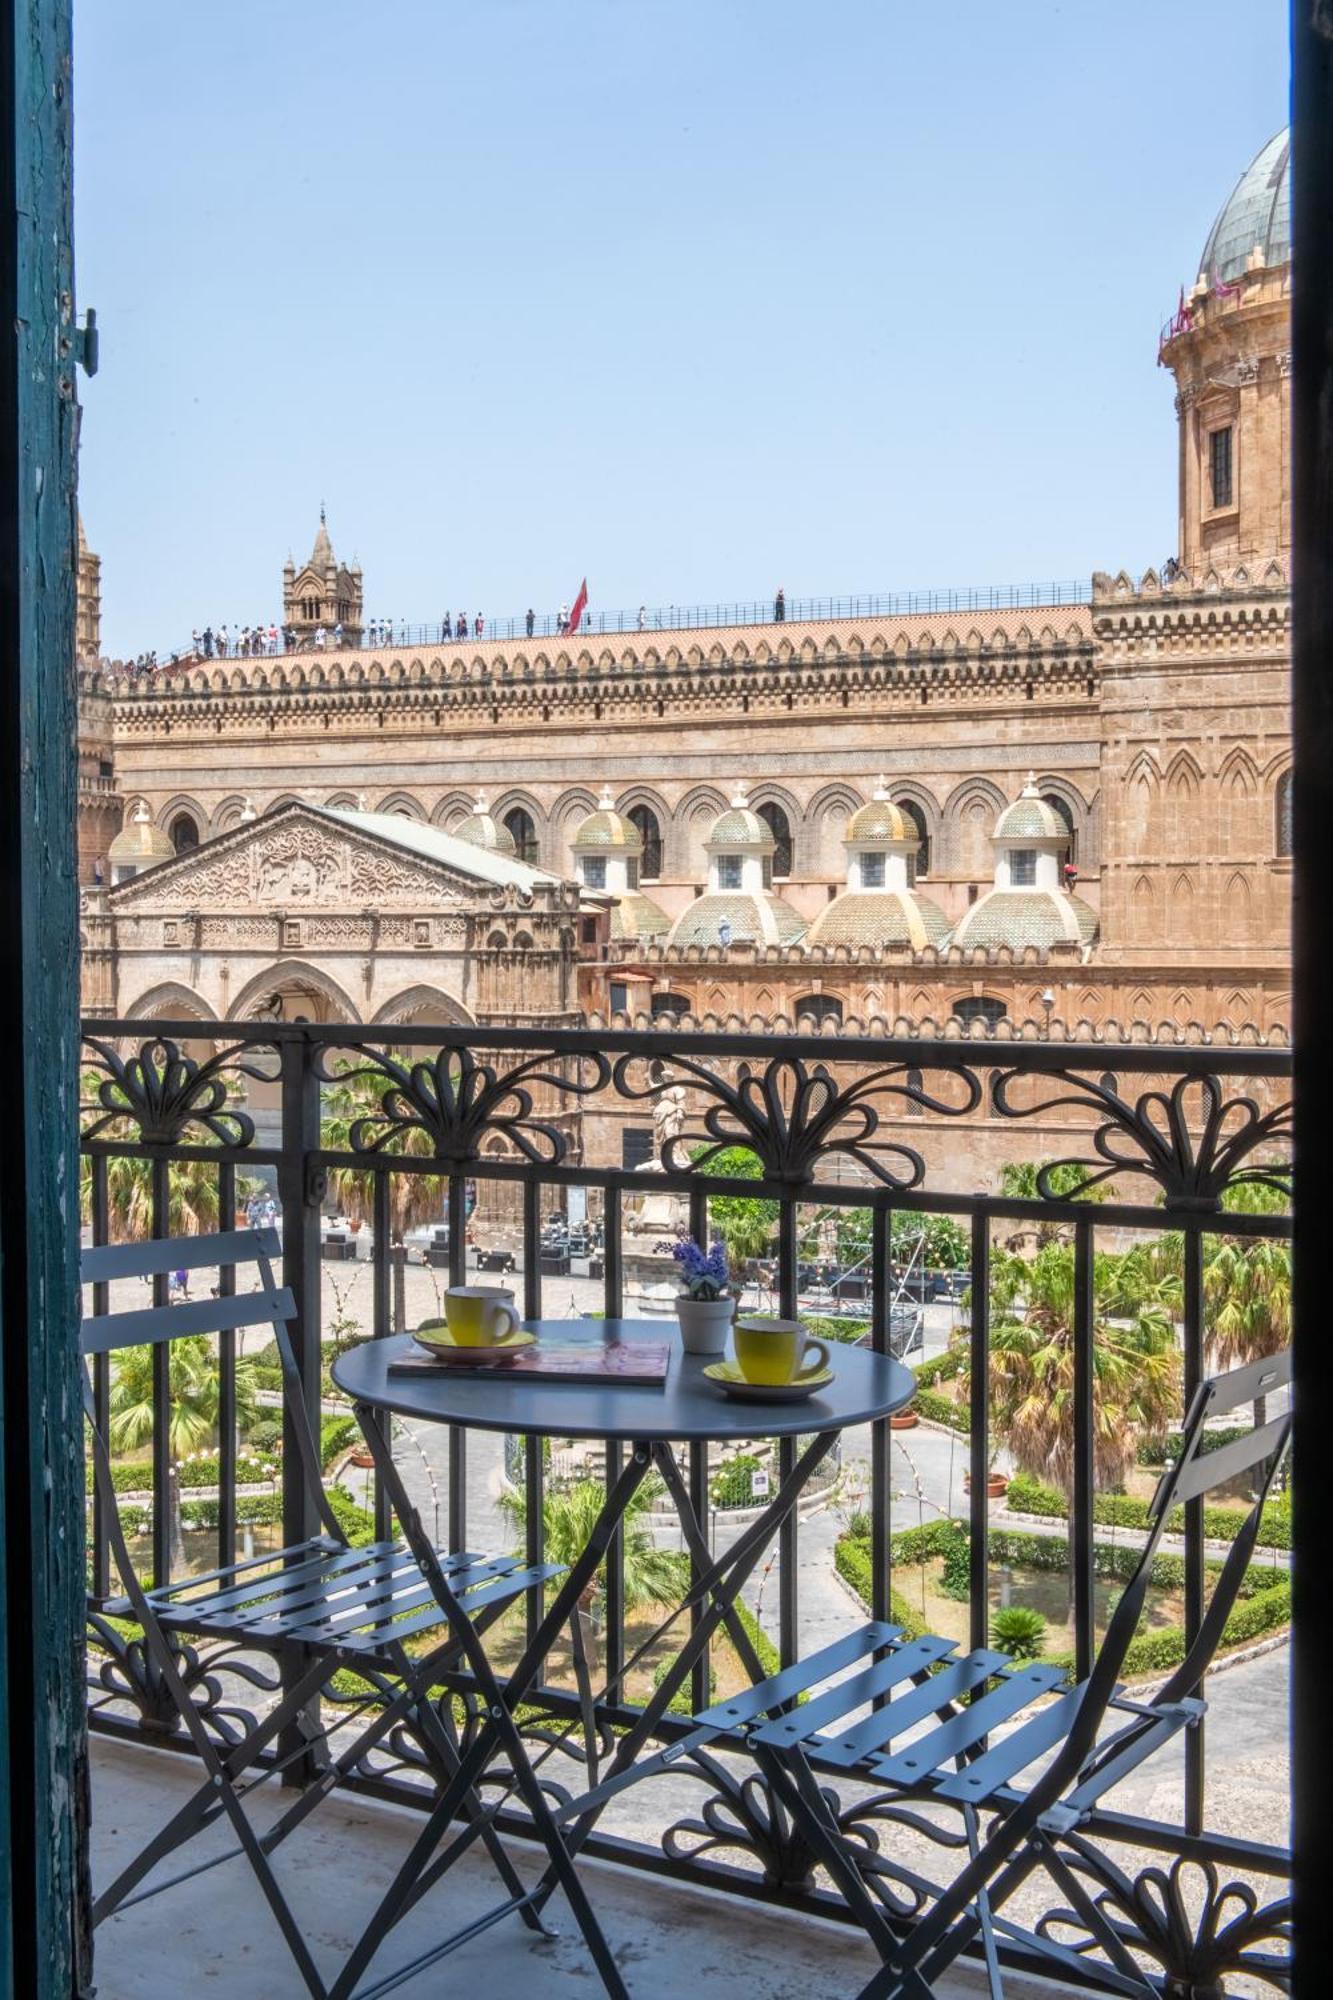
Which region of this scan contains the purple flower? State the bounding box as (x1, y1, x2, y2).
(672, 1235, 730, 1300)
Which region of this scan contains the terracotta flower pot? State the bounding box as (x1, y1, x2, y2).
(963, 1471, 1009, 1498)
(349, 1448, 375, 1469)
(889, 1410, 920, 1430)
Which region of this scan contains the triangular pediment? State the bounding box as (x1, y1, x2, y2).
(109, 803, 488, 912)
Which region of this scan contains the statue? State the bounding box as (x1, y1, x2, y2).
(652, 1081, 687, 1166)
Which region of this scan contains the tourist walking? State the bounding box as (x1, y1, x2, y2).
(474, 612, 484, 638)
(455, 611, 467, 640)
(774, 587, 785, 622)
(637, 605, 647, 631)
(557, 602, 568, 635)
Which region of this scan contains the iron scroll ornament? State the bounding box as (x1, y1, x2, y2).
(81, 1033, 276, 1148)
(611, 1051, 982, 1190)
(989, 1067, 1292, 1213)
(316, 1041, 611, 1168)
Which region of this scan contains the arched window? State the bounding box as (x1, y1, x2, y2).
(795, 994, 843, 1027)
(628, 805, 662, 880)
(169, 812, 200, 855)
(1041, 792, 1077, 863)
(897, 798, 930, 878)
(1098, 1071, 1118, 1097)
(650, 991, 690, 1022)
(757, 802, 793, 878)
(1276, 770, 1293, 857)
(951, 995, 1007, 1029)
(504, 807, 539, 865)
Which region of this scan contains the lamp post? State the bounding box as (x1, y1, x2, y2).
(1040, 988, 1055, 1038)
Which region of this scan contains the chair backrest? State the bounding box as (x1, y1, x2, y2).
(81, 1226, 343, 1571)
(1040, 1346, 1291, 1796)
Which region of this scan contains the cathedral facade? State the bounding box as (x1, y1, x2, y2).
(77, 131, 1292, 1070)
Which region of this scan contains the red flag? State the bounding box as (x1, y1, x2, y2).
(567, 578, 588, 634)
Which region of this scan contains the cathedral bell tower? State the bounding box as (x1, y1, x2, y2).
(1157, 129, 1291, 573)
(281, 507, 364, 649)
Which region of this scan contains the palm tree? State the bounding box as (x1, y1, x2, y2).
(1204, 1237, 1290, 1432)
(498, 1474, 689, 1617)
(80, 1150, 222, 1241)
(109, 1335, 260, 1572)
(320, 1065, 446, 1237)
(965, 1244, 1181, 1605)
(981, 1244, 1180, 1492)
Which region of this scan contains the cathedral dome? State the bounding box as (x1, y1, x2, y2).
(846, 783, 912, 845)
(993, 779, 1068, 844)
(1199, 128, 1290, 287)
(948, 890, 1098, 953)
(807, 890, 950, 952)
(667, 893, 806, 951)
(706, 783, 774, 852)
(108, 801, 175, 872)
(455, 793, 517, 856)
(573, 787, 642, 851)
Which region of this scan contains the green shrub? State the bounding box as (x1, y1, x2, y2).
(320, 1415, 359, 1469)
(845, 1508, 873, 1542)
(247, 1417, 284, 1453)
(325, 1483, 377, 1547)
(938, 1525, 972, 1601)
(991, 1605, 1047, 1661)
(912, 1348, 965, 1389)
(1004, 1473, 1291, 1550)
(832, 1536, 926, 1640)
(913, 1386, 969, 1433)
(710, 1453, 765, 1508)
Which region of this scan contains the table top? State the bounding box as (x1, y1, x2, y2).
(332, 1319, 915, 1443)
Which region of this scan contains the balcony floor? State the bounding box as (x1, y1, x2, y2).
(91, 1735, 1028, 2000)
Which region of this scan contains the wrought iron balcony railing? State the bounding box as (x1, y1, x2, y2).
(78, 1016, 1293, 1994)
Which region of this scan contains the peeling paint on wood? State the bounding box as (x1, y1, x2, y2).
(0, 3, 88, 1996)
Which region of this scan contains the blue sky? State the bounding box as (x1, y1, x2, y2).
(75, 1, 1288, 656)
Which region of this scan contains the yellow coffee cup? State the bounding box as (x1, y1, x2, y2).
(443, 1285, 521, 1346)
(732, 1316, 830, 1387)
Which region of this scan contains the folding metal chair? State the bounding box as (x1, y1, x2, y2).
(560, 1348, 1291, 1999)
(83, 1227, 570, 2000)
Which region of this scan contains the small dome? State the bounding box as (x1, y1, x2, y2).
(807, 889, 950, 951)
(455, 792, 517, 856)
(667, 893, 806, 951)
(993, 777, 1068, 844)
(949, 889, 1098, 953)
(706, 782, 773, 851)
(846, 779, 913, 845)
(607, 893, 670, 942)
(1199, 128, 1290, 288)
(573, 785, 641, 851)
(108, 802, 175, 867)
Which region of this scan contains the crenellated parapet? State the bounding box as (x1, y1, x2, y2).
(580, 1004, 1290, 1048)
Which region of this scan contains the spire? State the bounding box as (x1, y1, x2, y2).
(310, 503, 334, 569)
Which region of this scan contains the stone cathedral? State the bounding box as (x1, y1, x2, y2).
(77, 131, 1292, 1095)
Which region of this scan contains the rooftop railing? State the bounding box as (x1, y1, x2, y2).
(117, 579, 1096, 669)
(79, 1016, 1293, 1992)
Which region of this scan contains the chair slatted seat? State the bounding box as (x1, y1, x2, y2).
(84, 1226, 564, 2000)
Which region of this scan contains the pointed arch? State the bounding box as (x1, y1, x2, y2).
(228, 960, 359, 1024)
(1168, 871, 1195, 936)
(371, 985, 475, 1028)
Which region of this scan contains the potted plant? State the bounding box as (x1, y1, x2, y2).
(671, 1236, 735, 1356)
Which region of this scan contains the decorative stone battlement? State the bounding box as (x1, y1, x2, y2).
(582, 1005, 1289, 1047)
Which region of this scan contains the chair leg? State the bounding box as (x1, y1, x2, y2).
(759, 1746, 904, 1962)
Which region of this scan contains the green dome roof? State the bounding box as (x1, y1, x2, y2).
(455, 794, 517, 856)
(109, 803, 175, 866)
(949, 889, 1098, 952)
(807, 889, 950, 950)
(573, 788, 641, 851)
(607, 892, 670, 941)
(1200, 129, 1290, 287)
(846, 784, 914, 845)
(667, 892, 806, 950)
(993, 781, 1068, 843)
(706, 783, 774, 851)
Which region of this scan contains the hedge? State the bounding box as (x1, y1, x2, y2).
(1005, 1473, 1292, 1551)
(93, 1453, 277, 1498)
(325, 1483, 377, 1546)
(1137, 1424, 1252, 1468)
(320, 1415, 360, 1469)
(835, 1525, 1291, 1680)
(912, 1349, 965, 1389)
(912, 1386, 969, 1434)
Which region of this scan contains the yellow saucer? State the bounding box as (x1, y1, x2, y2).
(412, 1324, 536, 1364)
(703, 1359, 833, 1402)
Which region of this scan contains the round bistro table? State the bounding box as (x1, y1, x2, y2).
(331, 1321, 914, 1998)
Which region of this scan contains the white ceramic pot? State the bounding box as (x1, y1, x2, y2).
(675, 1295, 735, 1356)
